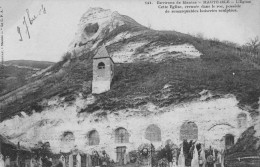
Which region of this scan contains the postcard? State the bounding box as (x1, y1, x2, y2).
(0, 0, 259, 167)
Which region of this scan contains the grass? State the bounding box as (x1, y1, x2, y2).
(1, 24, 260, 121)
(4, 60, 54, 69)
(81, 57, 260, 114)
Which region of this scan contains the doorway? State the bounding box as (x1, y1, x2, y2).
(116, 146, 126, 165)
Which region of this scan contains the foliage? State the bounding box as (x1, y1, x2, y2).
(0, 79, 5, 92)
(195, 32, 205, 39)
(82, 56, 260, 114)
(1, 21, 260, 121)
(31, 141, 52, 160)
(129, 150, 138, 163)
(16, 70, 27, 86)
(61, 52, 72, 62)
(245, 36, 260, 54)
(156, 144, 174, 162)
(4, 60, 53, 69)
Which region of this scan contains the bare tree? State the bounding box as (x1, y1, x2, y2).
(246, 36, 260, 54)
(196, 32, 204, 39)
(147, 22, 151, 29)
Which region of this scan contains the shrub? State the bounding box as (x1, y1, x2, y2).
(61, 52, 72, 62)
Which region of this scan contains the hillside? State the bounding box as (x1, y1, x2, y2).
(0, 8, 259, 156)
(4, 60, 54, 69)
(0, 60, 54, 96)
(1, 8, 260, 120)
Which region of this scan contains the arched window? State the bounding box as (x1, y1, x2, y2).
(237, 113, 247, 128)
(98, 62, 105, 69)
(145, 124, 161, 142)
(60, 131, 75, 152)
(180, 121, 198, 141)
(225, 134, 234, 148)
(61, 131, 75, 142)
(115, 127, 129, 143)
(60, 131, 75, 148)
(88, 130, 100, 145)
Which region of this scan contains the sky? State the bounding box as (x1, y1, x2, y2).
(1, 0, 260, 62)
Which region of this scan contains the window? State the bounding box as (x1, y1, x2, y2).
(115, 128, 129, 143)
(98, 62, 105, 69)
(60, 131, 75, 149)
(88, 130, 100, 145)
(145, 124, 161, 142)
(61, 131, 75, 142)
(225, 134, 234, 148)
(180, 121, 198, 141)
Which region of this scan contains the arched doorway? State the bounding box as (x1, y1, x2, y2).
(87, 130, 100, 146)
(60, 131, 75, 152)
(225, 134, 234, 149)
(180, 121, 198, 167)
(114, 127, 129, 165)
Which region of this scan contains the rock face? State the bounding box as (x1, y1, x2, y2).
(69, 8, 136, 54)
(0, 94, 254, 161)
(69, 7, 202, 63)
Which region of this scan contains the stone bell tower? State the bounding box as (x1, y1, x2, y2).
(92, 45, 114, 94)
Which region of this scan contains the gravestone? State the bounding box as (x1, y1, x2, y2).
(5, 156, 10, 167)
(60, 155, 66, 167)
(76, 154, 81, 167)
(69, 154, 73, 167)
(137, 144, 152, 167)
(65, 155, 70, 167)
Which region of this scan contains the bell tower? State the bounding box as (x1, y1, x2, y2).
(92, 45, 114, 94)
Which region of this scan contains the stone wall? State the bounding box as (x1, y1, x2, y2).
(0, 96, 253, 163)
(54, 97, 251, 161)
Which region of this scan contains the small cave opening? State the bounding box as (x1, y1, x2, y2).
(84, 23, 99, 37)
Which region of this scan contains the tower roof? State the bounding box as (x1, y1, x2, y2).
(93, 45, 114, 64)
(94, 45, 110, 59)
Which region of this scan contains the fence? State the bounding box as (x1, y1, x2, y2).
(224, 156, 260, 167)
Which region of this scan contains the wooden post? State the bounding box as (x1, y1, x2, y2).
(16, 142, 20, 167)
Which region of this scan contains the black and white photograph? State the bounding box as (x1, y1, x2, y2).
(0, 0, 260, 167)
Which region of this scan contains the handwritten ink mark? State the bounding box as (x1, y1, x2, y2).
(26, 9, 37, 25)
(17, 4, 46, 41)
(17, 27, 23, 41)
(23, 16, 30, 39)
